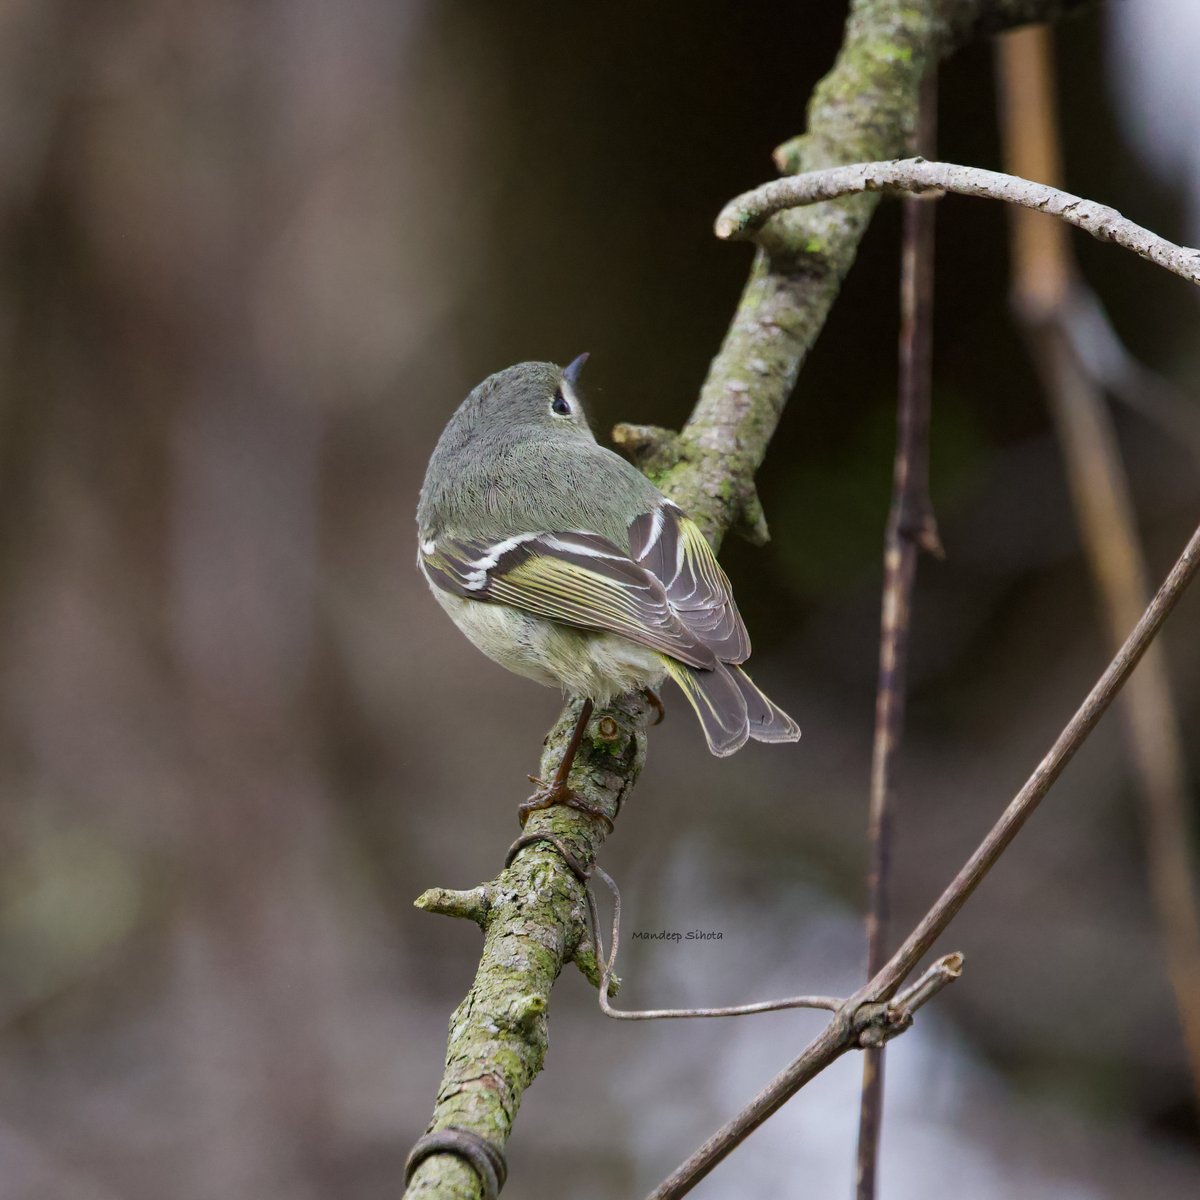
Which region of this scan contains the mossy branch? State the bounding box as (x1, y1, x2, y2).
(405, 696, 647, 1200)
(613, 0, 1096, 559)
(404, 2, 1102, 1196)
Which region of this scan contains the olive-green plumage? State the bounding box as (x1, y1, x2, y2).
(417, 358, 799, 757)
(418, 361, 658, 549)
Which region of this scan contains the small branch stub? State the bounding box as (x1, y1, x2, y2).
(852, 953, 964, 1048)
(414, 886, 491, 926)
(611, 423, 682, 476)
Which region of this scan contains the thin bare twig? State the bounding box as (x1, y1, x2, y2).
(649, 517, 1200, 1198)
(997, 23, 1200, 1112)
(873, 521, 1200, 995)
(716, 158, 1200, 288)
(583, 866, 843, 1020)
(856, 69, 942, 1200)
(888, 950, 963, 1016)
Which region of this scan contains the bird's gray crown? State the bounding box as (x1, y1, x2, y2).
(417, 358, 602, 540)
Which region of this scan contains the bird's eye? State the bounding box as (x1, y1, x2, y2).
(550, 391, 571, 416)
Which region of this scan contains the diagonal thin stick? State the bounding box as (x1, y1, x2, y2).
(855, 68, 942, 1200)
(998, 24, 1200, 1112)
(649, 516, 1200, 1198)
(870, 518, 1200, 997)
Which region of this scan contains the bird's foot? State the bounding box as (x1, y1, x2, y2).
(643, 688, 665, 726)
(520, 776, 614, 833)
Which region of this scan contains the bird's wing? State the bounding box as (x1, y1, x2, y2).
(627, 502, 750, 663)
(420, 529, 718, 669)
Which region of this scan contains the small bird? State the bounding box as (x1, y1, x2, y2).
(417, 355, 799, 825)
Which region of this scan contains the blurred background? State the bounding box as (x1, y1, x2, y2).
(1, 2, 1198, 1197)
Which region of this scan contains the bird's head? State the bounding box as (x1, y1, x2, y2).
(461, 354, 596, 444)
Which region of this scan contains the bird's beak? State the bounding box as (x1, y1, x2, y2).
(563, 352, 589, 387)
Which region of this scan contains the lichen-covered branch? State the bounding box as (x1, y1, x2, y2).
(617, 0, 1100, 552)
(406, 2, 1102, 1196)
(406, 697, 646, 1199)
(716, 158, 1200, 286)
(620, 0, 948, 547)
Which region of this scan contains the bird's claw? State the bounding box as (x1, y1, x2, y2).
(643, 688, 666, 726)
(518, 779, 614, 833)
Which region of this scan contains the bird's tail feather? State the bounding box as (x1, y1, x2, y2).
(728, 664, 801, 744)
(660, 658, 801, 757)
(660, 657, 748, 757)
